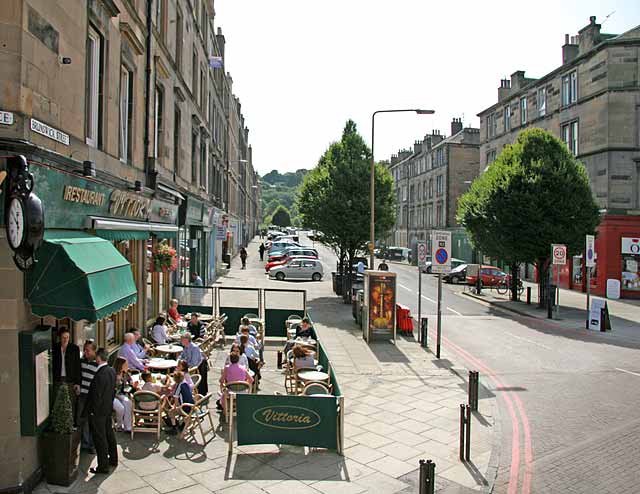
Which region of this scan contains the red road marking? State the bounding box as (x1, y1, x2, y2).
(429, 328, 533, 494)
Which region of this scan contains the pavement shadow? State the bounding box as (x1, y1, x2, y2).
(368, 341, 410, 363)
(485, 304, 640, 350)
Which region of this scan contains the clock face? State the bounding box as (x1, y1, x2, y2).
(8, 197, 25, 249)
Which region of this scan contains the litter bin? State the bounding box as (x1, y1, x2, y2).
(332, 272, 343, 296)
(356, 289, 364, 328)
(351, 281, 364, 320)
(223, 253, 231, 269)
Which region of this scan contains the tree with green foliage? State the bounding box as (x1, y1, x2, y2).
(297, 120, 396, 271)
(270, 205, 292, 227)
(457, 128, 600, 304)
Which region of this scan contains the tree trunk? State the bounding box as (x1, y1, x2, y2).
(510, 262, 519, 302)
(537, 258, 550, 308)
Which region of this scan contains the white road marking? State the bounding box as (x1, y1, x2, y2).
(447, 307, 463, 316)
(398, 283, 412, 291)
(615, 367, 640, 377)
(422, 295, 437, 303)
(504, 331, 553, 351)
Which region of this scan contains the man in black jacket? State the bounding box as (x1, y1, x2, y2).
(87, 348, 117, 474)
(52, 327, 81, 419)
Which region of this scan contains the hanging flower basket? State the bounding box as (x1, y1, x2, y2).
(150, 241, 177, 272)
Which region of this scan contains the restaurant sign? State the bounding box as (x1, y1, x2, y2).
(109, 190, 151, 220)
(236, 394, 337, 450)
(149, 199, 179, 224)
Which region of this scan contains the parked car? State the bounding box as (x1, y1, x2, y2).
(422, 257, 466, 274)
(383, 246, 409, 261)
(268, 240, 301, 252)
(267, 246, 317, 261)
(465, 265, 507, 287)
(273, 234, 300, 243)
(265, 254, 318, 272)
(269, 258, 324, 281)
(267, 230, 286, 240)
(443, 264, 468, 283)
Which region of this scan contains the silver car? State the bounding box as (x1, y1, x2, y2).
(269, 258, 324, 281)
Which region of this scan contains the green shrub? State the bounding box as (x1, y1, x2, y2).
(50, 385, 74, 434)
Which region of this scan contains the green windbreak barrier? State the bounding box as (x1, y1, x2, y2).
(26, 230, 138, 323)
(236, 394, 338, 450)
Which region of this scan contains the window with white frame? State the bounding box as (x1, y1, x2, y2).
(173, 104, 181, 175)
(537, 87, 546, 117)
(562, 71, 577, 106)
(561, 121, 579, 155)
(520, 97, 527, 125)
(191, 129, 198, 182)
(504, 105, 511, 132)
(175, 8, 183, 71)
(119, 66, 133, 162)
(436, 175, 443, 196)
(200, 129, 207, 188)
(429, 179, 433, 198)
(86, 27, 102, 147)
(154, 84, 164, 159)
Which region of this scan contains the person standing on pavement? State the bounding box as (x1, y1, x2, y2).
(259, 242, 265, 261)
(52, 327, 81, 417)
(240, 247, 248, 269)
(87, 348, 118, 474)
(378, 260, 389, 271)
(77, 340, 98, 453)
(356, 260, 365, 274)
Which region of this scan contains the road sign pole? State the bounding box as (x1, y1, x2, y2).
(418, 266, 422, 343)
(556, 264, 560, 319)
(436, 273, 442, 359)
(586, 266, 591, 329)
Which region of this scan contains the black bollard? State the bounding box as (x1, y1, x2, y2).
(526, 286, 532, 305)
(468, 371, 479, 412)
(421, 318, 428, 348)
(277, 351, 283, 369)
(465, 404, 471, 461)
(419, 459, 436, 494)
(459, 404, 466, 461)
(459, 404, 472, 461)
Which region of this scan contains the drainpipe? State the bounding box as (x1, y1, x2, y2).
(143, 0, 153, 188)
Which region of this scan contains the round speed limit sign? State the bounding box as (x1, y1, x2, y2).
(552, 244, 567, 265)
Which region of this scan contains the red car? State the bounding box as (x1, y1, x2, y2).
(265, 255, 317, 272)
(465, 265, 507, 287)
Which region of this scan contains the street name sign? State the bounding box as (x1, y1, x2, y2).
(586, 235, 595, 267)
(552, 244, 567, 265)
(431, 230, 451, 274)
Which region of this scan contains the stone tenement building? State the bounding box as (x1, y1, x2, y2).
(0, 1, 259, 490)
(386, 118, 480, 260)
(477, 16, 640, 298)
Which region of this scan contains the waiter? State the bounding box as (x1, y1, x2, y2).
(87, 348, 118, 474)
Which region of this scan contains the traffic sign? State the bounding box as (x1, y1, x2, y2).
(586, 235, 595, 267)
(417, 243, 427, 264)
(431, 230, 451, 274)
(552, 244, 567, 265)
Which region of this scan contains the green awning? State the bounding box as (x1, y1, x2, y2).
(95, 230, 150, 241)
(154, 231, 177, 239)
(26, 231, 138, 323)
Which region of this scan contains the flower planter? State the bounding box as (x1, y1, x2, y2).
(42, 430, 81, 486)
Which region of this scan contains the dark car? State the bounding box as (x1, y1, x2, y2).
(443, 264, 467, 284)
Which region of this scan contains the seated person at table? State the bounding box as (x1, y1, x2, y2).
(175, 360, 195, 389)
(119, 333, 147, 371)
(179, 334, 208, 395)
(291, 344, 316, 369)
(224, 343, 249, 368)
(235, 325, 260, 349)
(218, 353, 253, 415)
(187, 313, 206, 340)
(112, 357, 133, 432)
(167, 299, 183, 323)
(151, 315, 168, 345)
(128, 328, 149, 358)
(138, 372, 164, 411)
(239, 317, 258, 336)
(164, 371, 195, 434)
(239, 335, 261, 379)
(295, 317, 317, 340)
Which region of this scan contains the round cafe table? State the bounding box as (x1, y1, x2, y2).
(155, 344, 183, 356)
(297, 370, 329, 383)
(147, 358, 178, 372)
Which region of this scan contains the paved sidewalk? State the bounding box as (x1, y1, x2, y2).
(462, 281, 640, 346)
(35, 237, 499, 494)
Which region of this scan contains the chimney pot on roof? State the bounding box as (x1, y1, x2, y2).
(451, 117, 463, 136)
(590, 15, 596, 25)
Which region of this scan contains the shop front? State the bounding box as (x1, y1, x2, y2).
(178, 196, 208, 285)
(26, 163, 180, 347)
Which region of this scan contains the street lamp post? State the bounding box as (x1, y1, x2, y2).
(370, 109, 435, 269)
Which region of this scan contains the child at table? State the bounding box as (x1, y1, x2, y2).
(164, 371, 195, 434)
(138, 372, 164, 411)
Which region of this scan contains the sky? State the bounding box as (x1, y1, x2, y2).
(215, 0, 640, 175)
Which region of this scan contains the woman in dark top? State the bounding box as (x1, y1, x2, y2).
(295, 317, 317, 340)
